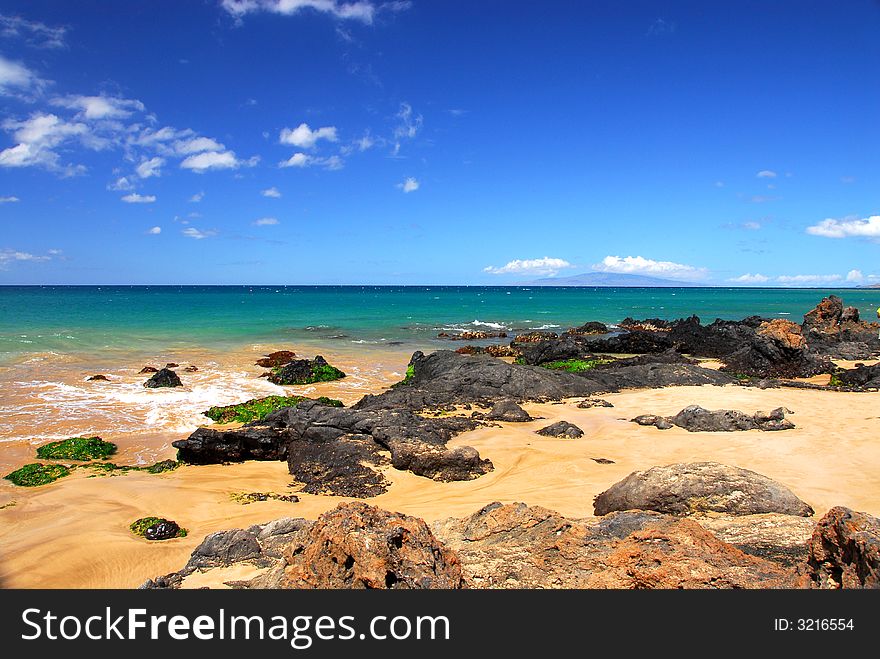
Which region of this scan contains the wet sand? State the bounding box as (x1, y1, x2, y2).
(2, 375, 879, 588)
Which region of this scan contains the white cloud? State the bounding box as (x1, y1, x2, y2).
(189, 191, 204, 202)
(484, 257, 574, 277)
(0, 113, 88, 172)
(397, 176, 419, 193)
(174, 136, 224, 154)
(728, 273, 769, 284)
(51, 95, 145, 120)
(846, 269, 864, 283)
(392, 102, 422, 155)
(593, 255, 707, 280)
(147, 226, 161, 235)
(136, 156, 164, 179)
(121, 193, 156, 203)
(0, 195, 19, 203)
(0, 54, 43, 95)
(261, 187, 282, 198)
(0, 14, 67, 49)
(756, 170, 777, 178)
(221, 0, 378, 24)
(279, 122, 338, 149)
(0, 248, 58, 269)
(253, 216, 279, 226)
(182, 227, 216, 239)
(806, 215, 880, 240)
(108, 176, 135, 191)
(280, 152, 310, 168)
(776, 274, 843, 284)
(180, 150, 240, 172)
(742, 221, 762, 230)
(279, 152, 343, 170)
(355, 133, 375, 151)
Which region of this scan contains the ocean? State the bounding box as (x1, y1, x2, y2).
(0, 285, 877, 464)
(3, 285, 879, 358)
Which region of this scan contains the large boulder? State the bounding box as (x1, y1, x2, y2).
(721, 319, 832, 378)
(278, 503, 464, 589)
(536, 421, 584, 438)
(833, 362, 880, 389)
(802, 296, 880, 357)
(433, 502, 803, 589)
(255, 350, 298, 368)
(653, 405, 795, 432)
(806, 506, 880, 588)
(144, 368, 182, 388)
(593, 462, 814, 517)
(268, 355, 345, 385)
(173, 426, 288, 463)
(485, 399, 532, 422)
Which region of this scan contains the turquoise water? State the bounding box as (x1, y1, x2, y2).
(2, 285, 879, 358)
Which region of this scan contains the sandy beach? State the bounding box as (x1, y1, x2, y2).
(2, 354, 879, 588)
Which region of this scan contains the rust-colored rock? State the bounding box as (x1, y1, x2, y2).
(807, 506, 880, 588)
(255, 350, 298, 368)
(280, 502, 463, 589)
(757, 319, 806, 350)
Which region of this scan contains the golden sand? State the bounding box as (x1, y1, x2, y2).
(2, 375, 879, 588)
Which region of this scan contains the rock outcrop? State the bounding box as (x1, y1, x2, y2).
(720, 319, 832, 378)
(268, 355, 345, 385)
(143, 368, 182, 388)
(255, 350, 298, 368)
(802, 296, 880, 359)
(536, 421, 584, 438)
(593, 462, 814, 517)
(632, 405, 795, 432)
(485, 399, 532, 422)
(806, 506, 880, 588)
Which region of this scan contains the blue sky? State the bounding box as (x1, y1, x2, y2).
(0, 0, 878, 285)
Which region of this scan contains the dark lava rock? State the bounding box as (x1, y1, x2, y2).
(175, 399, 490, 493)
(144, 520, 181, 541)
(721, 319, 832, 378)
(287, 432, 390, 498)
(143, 368, 182, 388)
(833, 362, 880, 389)
(593, 462, 814, 517)
(667, 405, 795, 432)
(536, 421, 584, 438)
(486, 399, 532, 422)
(577, 398, 614, 408)
(437, 330, 507, 340)
(566, 321, 609, 335)
(183, 365, 199, 372)
(807, 506, 880, 589)
(165, 362, 179, 368)
(173, 426, 288, 464)
(278, 502, 464, 589)
(267, 355, 345, 385)
(513, 331, 559, 343)
(631, 414, 673, 430)
(255, 350, 298, 368)
(455, 344, 521, 358)
(802, 296, 880, 357)
(138, 366, 158, 374)
(592, 458, 615, 464)
(87, 374, 109, 381)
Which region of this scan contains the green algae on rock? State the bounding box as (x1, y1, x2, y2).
(5, 463, 71, 487)
(203, 395, 343, 424)
(36, 436, 117, 461)
(267, 355, 346, 386)
(130, 516, 188, 540)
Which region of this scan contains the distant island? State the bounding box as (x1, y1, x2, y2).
(524, 272, 704, 287)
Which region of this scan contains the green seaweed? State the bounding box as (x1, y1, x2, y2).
(830, 373, 843, 387)
(203, 395, 343, 424)
(307, 363, 347, 383)
(129, 516, 187, 538)
(392, 364, 416, 387)
(145, 459, 181, 473)
(230, 491, 300, 505)
(5, 463, 71, 487)
(539, 359, 613, 373)
(36, 436, 117, 461)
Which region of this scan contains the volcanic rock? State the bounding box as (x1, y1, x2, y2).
(566, 321, 608, 335)
(143, 368, 182, 388)
(255, 350, 298, 368)
(267, 355, 345, 385)
(138, 366, 158, 374)
(593, 462, 814, 517)
(278, 502, 464, 589)
(87, 374, 109, 381)
(806, 506, 880, 588)
(486, 399, 532, 422)
(721, 319, 832, 378)
(536, 421, 584, 438)
(577, 398, 614, 408)
(144, 520, 181, 541)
